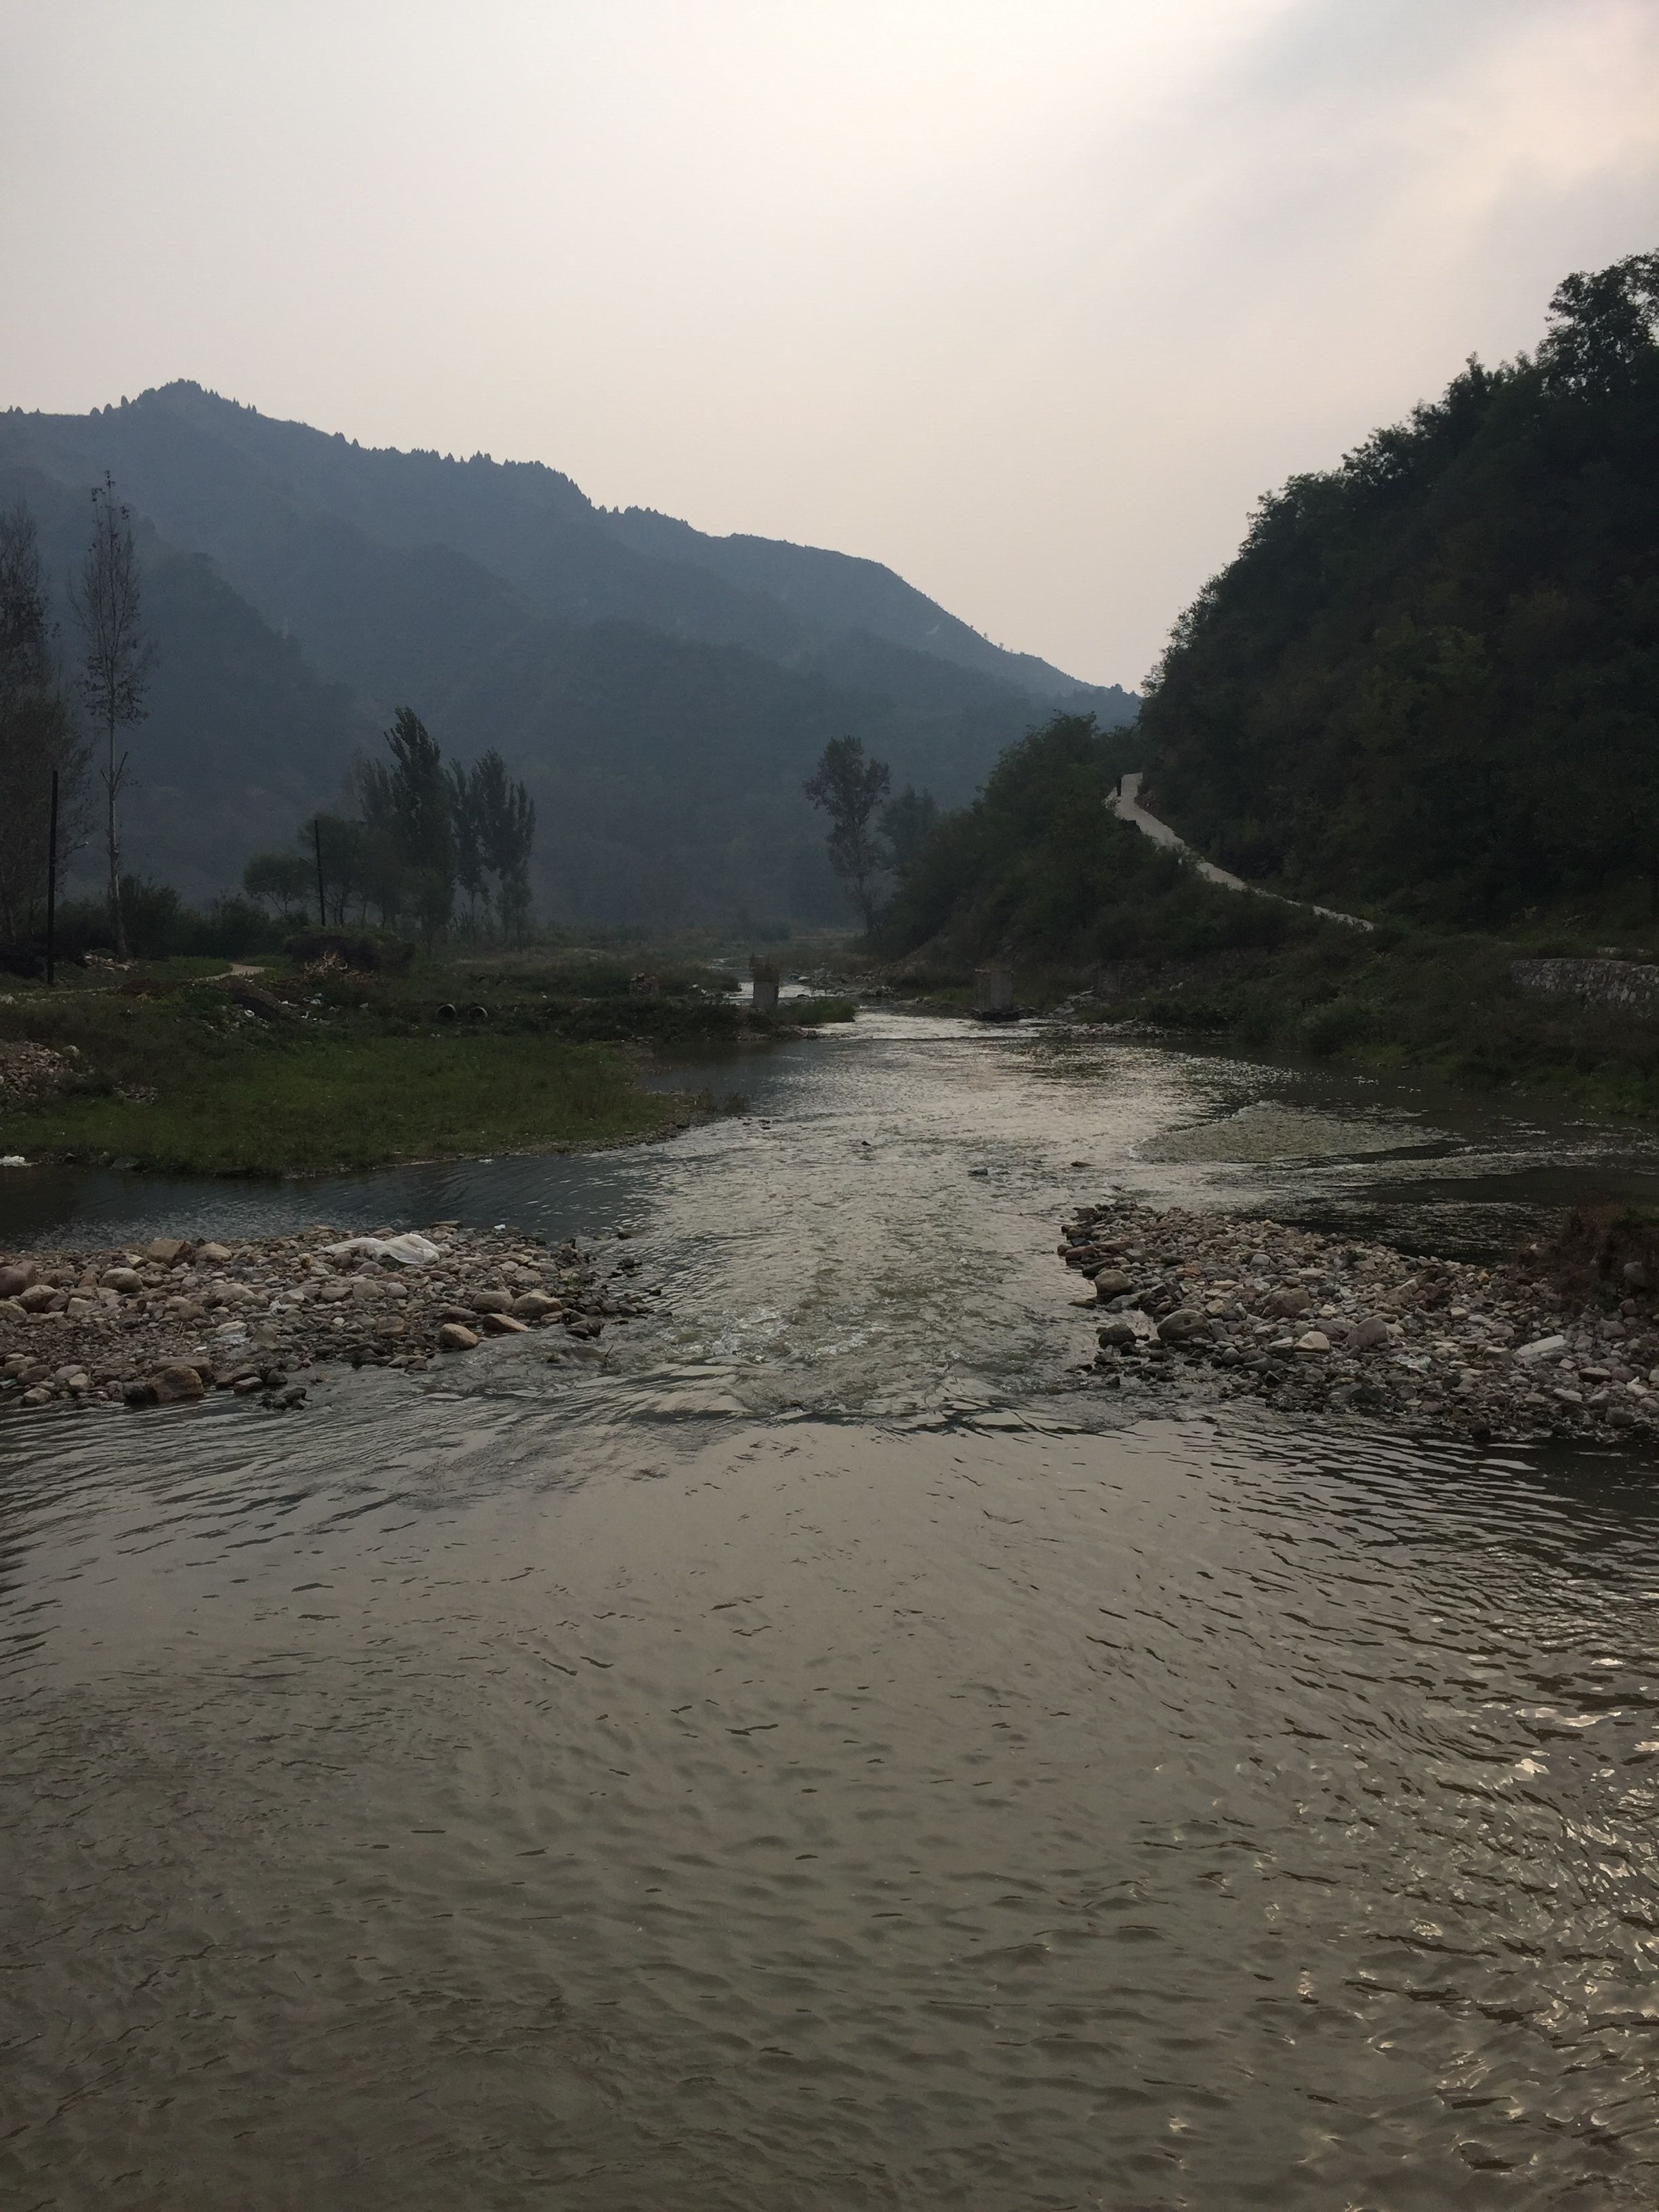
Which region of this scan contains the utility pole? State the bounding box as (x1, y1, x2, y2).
(312, 816, 327, 924)
(45, 769, 59, 987)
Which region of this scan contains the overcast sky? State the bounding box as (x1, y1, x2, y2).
(3, 0, 1656, 687)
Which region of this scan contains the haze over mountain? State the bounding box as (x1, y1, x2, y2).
(0, 384, 1132, 922)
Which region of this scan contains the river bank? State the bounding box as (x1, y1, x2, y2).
(0, 1218, 655, 1411)
(853, 918, 1659, 1122)
(0, 953, 853, 1174)
(1064, 1195, 1659, 1444)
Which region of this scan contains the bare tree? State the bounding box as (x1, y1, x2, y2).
(70, 476, 153, 956)
(0, 503, 91, 945)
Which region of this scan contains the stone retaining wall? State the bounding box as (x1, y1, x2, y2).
(1509, 958, 1659, 1014)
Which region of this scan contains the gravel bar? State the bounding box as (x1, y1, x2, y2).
(0, 1221, 657, 1413)
(1062, 1197, 1659, 1446)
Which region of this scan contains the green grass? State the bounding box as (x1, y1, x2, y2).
(0, 989, 684, 1174)
(0, 949, 859, 1174)
(123, 953, 285, 980)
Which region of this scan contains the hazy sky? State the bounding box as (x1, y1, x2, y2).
(3, 1, 1656, 687)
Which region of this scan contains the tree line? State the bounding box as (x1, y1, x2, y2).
(241, 708, 535, 947)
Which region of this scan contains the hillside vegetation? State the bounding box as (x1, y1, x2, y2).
(878, 714, 1301, 967)
(1138, 251, 1659, 924)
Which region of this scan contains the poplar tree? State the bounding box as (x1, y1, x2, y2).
(70, 476, 152, 956)
(0, 503, 88, 944)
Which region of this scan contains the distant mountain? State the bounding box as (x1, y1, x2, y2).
(0, 383, 1132, 921)
(603, 504, 1104, 703)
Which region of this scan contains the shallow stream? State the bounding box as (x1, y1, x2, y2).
(5, 1015, 1659, 2207)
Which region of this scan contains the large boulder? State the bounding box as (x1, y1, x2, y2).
(1091, 1270, 1134, 1302)
(1158, 1308, 1210, 1346)
(152, 1364, 206, 1404)
(0, 1261, 40, 1298)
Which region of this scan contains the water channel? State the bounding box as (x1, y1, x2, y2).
(5, 1012, 1659, 2207)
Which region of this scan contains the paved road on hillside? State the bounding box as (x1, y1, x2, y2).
(1111, 773, 1374, 932)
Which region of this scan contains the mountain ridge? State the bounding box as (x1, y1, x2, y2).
(0, 385, 1134, 922)
(2, 382, 1128, 712)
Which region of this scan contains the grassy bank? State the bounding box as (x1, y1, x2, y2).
(0, 949, 853, 1175)
(997, 925, 1659, 1116)
(1, 1014, 680, 1176)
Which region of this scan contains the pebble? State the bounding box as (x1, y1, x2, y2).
(1, 1221, 656, 1414)
(1059, 1197, 1659, 1448)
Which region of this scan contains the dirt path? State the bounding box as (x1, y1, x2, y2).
(1111, 773, 1374, 931)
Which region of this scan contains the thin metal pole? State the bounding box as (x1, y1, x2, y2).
(45, 769, 59, 986)
(313, 816, 327, 924)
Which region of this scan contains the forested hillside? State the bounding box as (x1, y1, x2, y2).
(0, 384, 1132, 920)
(876, 713, 1279, 967)
(1140, 252, 1659, 922)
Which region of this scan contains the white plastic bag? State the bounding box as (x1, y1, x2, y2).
(323, 1231, 442, 1268)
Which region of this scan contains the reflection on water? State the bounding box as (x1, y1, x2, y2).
(5, 1013, 1659, 2207)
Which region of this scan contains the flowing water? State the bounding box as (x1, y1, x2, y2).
(5, 1013, 1659, 2209)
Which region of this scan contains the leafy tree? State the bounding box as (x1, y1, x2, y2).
(242, 849, 314, 917)
(303, 813, 367, 925)
(805, 735, 890, 930)
(1538, 250, 1659, 396)
(881, 785, 938, 875)
(358, 828, 406, 930)
(0, 501, 89, 945)
(70, 475, 153, 956)
(445, 758, 487, 929)
(352, 755, 407, 926)
(353, 707, 457, 943)
(469, 747, 535, 940)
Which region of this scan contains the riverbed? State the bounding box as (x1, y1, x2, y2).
(5, 1012, 1659, 2207)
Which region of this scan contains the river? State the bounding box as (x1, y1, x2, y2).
(5, 1012, 1659, 2208)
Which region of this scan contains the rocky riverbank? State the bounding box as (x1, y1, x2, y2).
(1061, 1198, 1659, 1445)
(0, 1221, 656, 1414)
